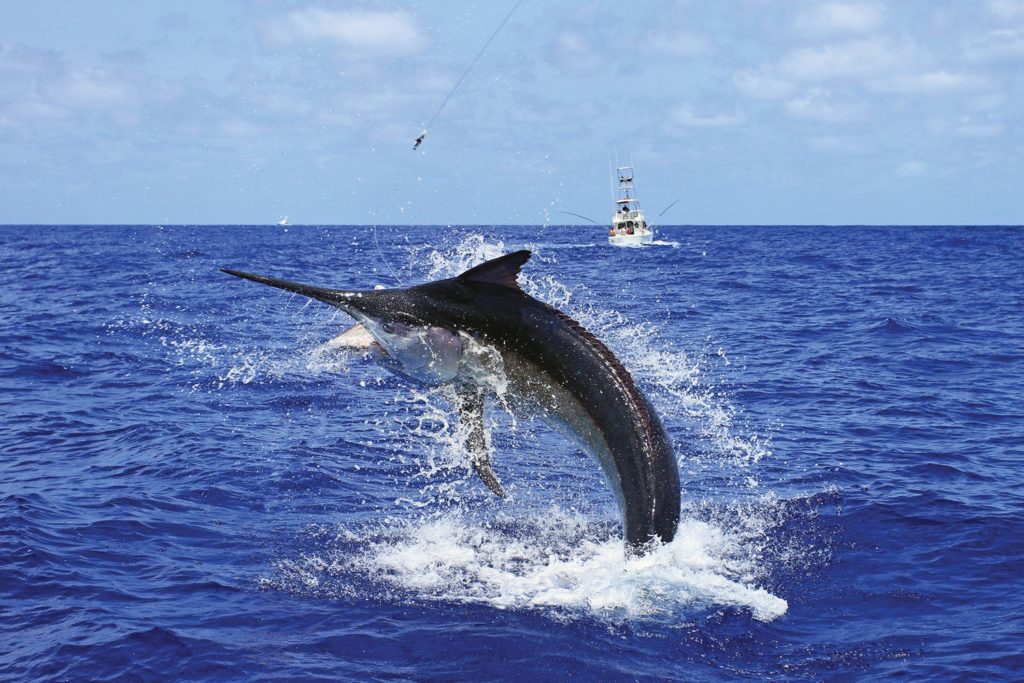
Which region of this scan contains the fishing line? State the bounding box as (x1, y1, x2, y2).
(385, 4, 524, 277)
(371, 201, 405, 287)
(414, 0, 524, 149)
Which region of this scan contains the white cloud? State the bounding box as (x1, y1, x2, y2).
(0, 44, 146, 130)
(158, 11, 191, 32)
(966, 93, 1007, 112)
(267, 9, 426, 56)
(779, 39, 914, 82)
(868, 70, 990, 95)
(0, 43, 60, 79)
(643, 30, 711, 59)
(897, 160, 927, 177)
(931, 115, 1007, 139)
(0, 99, 64, 127)
(669, 104, 745, 127)
(987, 0, 1024, 21)
(952, 119, 1005, 138)
(808, 134, 871, 153)
(796, 2, 884, 35)
(258, 90, 314, 118)
(732, 68, 797, 100)
(54, 68, 133, 108)
(785, 87, 863, 122)
(220, 117, 267, 137)
(548, 32, 605, 75)
(964, 29, 1024, 63)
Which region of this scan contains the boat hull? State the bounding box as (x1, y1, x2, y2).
(609, 231, 654, 247)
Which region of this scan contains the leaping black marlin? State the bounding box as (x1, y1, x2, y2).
(221, 251, 680, 552)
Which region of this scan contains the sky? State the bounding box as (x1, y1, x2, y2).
(1, 0, 1021, 225)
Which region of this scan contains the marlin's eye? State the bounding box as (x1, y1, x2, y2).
(381, 322, 396, 334)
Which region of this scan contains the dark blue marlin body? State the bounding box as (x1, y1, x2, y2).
(222, 251, 680, 550)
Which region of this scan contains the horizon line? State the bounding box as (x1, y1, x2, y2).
(0, 223, 1021, 228)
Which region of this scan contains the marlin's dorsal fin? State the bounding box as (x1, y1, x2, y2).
(458, 250, 531, 290)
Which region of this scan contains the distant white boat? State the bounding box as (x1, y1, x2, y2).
(277, 216, 289, 226)
(608, 166, 653, 246)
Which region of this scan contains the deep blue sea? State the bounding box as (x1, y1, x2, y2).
(1, 225, 1022, 681)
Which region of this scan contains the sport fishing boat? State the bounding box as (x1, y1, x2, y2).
(609, 166, 653, 246)
(277, 216, 289, 226)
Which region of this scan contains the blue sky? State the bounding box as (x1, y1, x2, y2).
(1, 1, 1021, 225)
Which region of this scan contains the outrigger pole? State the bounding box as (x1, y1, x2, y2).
(658, 198, 682, 217)
(558, 211, 600, 225)
(413, 0, 524, 150)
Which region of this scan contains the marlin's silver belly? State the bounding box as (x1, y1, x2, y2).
(457, 338, 625, 512)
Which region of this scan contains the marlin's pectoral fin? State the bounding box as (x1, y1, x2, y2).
(387, 326, 463, 385)
(455, 387, 505, 498)
(325, 323, 376, 350)
(419, 326, 463, 381)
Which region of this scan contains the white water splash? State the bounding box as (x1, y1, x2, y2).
(367, 514, 786, 621)
(113, 300, 359, 390)
(184, 338, 356, 390)
(382, 338, 518, 510)
(268, 503, 788, 623)
(421, 233, 509, 280)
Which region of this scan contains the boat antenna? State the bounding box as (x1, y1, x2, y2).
(413, 0, 524, 150)
(608, 154, 616, 200)
(557, 211, 600, 225)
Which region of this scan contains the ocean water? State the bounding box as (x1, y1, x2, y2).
(1, 224, 1022, 681)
